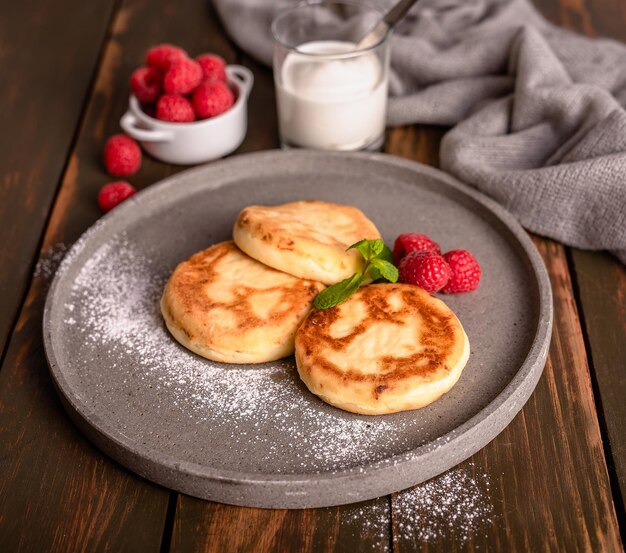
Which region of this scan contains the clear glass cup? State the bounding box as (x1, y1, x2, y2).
(272, 1, 390, 152)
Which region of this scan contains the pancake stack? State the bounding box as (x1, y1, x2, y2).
(161, 200, 470, 415)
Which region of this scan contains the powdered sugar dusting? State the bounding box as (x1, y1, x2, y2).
(393, 464, 494, 544)
(340, 500, 391, 551)
(61, 235, 426, 473)
(34, 243, 68, 279)
(337, 465, 494, 547)
(341, 500, 391, 551)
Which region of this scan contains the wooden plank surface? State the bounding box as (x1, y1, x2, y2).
(0, 0, 238, 549)
(0, 0, 118, 362)
(171, 496, 391, 553)
(571, 250, 626, 511)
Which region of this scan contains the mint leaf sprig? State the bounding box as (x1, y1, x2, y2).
(313, 239, 398, 309)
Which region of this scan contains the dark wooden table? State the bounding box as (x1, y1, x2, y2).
(1, 0, 624, 551)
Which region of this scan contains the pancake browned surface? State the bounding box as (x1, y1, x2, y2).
(161, 241, 325, 364)
(232, 200, 381, 284)
(295, 283, 470, 415)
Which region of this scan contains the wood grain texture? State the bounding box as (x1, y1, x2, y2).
(0, 0, 118, 364)
(235, 52, 279, 154)
(570, 249, 626, 510)
(0, 0, 238, 549)
(171, 496, 390, 553)
(535, 0, 626, 42)
(387, 125, 622, 551)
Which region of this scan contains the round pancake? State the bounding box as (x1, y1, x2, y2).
(295, 283, 470, 415)
(232, 200, 381, 285)
(161, 241, 325, 364)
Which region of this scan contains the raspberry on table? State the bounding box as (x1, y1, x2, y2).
(196, 53, 227, 82)
(393, 233, 441, 264)
(145, 43, 188, 71)
(98, 181, 136, 213)
(441, 250, 482, 293)
(192, 80, 234, 119)
(163, 58, 203, 95)
(103, 134, 141, 177)
(156, 93, 196, 122)
(398, 251, 452, 294)
(130, 66, 162, 104)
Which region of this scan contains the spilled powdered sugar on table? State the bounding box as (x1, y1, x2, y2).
(339, 463, 494, 549)
(392, 464, 494, 544)
(34, 243, 69, 280)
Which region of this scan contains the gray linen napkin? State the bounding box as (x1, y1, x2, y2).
(213, 0, 626, 262)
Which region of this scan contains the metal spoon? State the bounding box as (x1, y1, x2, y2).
(356, 0, 421, 49)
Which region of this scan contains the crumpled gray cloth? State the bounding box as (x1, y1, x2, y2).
(213, 0, 626, 262)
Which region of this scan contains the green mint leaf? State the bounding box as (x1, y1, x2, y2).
(368, 239, 385, 258)
(315, 239, 397, 308)
(370, 258, 399, 283)
(377, 244, 394, 263)
(347, 239, 385, 262)
(367, 264, 382, 281)
(346, 239, 373, 261)
(314, 273, 364, 309)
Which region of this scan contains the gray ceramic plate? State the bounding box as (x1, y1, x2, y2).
(43, 150, 552, 509)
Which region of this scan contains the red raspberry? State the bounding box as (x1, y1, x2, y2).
(103, 134, 141, 177)
(156, 94, 195, 123)
(196, 53, 227, 82)
(145, 43, 188, 71)
(441, 250, 482, 293)
(130, 66, 162, 103)
(192, 81, 234, 119)
(398, 251, 452, 294)
(98, 181, 136, 213)
(163, 58, 202, 94)
(393, 233, 441, 264)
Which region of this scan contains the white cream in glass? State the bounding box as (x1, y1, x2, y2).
(272, 2, 390, 151)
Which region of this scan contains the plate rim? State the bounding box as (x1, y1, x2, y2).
(43, 150, 553, 507)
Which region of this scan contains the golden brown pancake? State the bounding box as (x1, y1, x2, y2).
(295, 283, 470, 415)
(161, 241, 325, 363)
(232, 200, 381, 284)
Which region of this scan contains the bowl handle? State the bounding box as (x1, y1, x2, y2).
(227, 65, 254, 99)
(120, 112, 174, 142)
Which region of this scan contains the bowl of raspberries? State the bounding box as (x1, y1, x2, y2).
(120, 43, 253, 165)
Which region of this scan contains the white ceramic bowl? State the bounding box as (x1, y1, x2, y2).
(120, 65, 254, 165)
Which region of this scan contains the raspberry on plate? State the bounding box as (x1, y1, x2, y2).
(192, 80, 234, 119)
(398, 251, 452, 294)
(98, 181, 136, 213)
(103, 134, 141, 177)
(130, 66, 162, 104)
(145, 43, 188, 71)
(196, 53, 227, 82)
(441, 250, 482, 293)
(393, 233, 441, 264)
(156, 93, 196, 122)
(163, 58, 203, 95)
